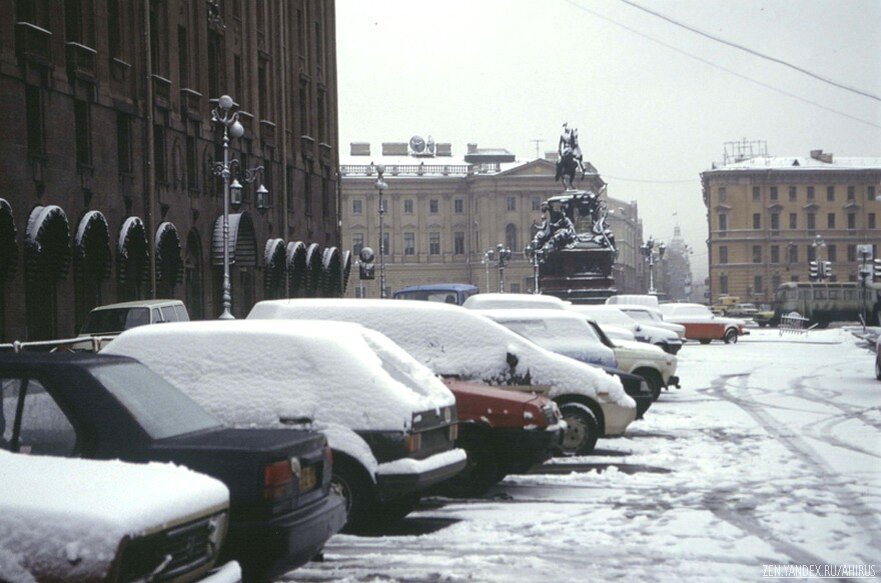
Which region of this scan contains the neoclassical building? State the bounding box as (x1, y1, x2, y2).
(701, 149, 881, 304)
(340, 140, 649, 298)
(0, 0, 342, 341)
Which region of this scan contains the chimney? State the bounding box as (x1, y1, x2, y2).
(382, 142, 408, 156)
(467, 143, 478, 154)
(350, 142, 370, 156)
(436, 143, 452, 156)
(810, 149, 833, 163)
(544, 151, 559, 162)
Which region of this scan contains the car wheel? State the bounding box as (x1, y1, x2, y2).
(636, 368, 663, 401)
(438, 434, 501, 497)
(724, 328, 738, 344)
(699, 339, 711, 345)
(758, 322, 767, 328)
(557, 402, 599, 456)
(332, 459, 378, 532)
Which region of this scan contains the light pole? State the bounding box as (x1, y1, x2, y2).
(640, 236, 666, 295)
(211, 95, 270, 319)
(374, 165, 388, 298)
(857, 244, 873, 329)
(485, 244, 512, 293)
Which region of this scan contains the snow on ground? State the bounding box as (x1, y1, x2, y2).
(284, 328, 881, 582)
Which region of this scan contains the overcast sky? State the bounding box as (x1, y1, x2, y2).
(335, 0, 881, 280)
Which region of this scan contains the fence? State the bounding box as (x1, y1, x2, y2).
(778, 312, 812, 336)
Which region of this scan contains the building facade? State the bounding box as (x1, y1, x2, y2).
(0, 0, 341, 341)
(340, 141, 648, 298)
(701, 149, 881, 304)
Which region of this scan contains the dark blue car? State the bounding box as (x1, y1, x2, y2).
(393, 283, 479, 305)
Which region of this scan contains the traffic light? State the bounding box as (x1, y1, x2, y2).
(809, 260, 819, 280)
(875, 258, 881, 281)
(358, 247, 375, 280)
(822, 261, 832, 280)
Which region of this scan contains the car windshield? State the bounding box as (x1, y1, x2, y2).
(81, 308, 149, 334)
(585, 309, 632, 325)
(496, 317, 599, 345)
(89, 362, 221, 439)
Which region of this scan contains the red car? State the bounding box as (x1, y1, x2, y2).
(439, 378, 563, 496)
(659, 303, 748, 344)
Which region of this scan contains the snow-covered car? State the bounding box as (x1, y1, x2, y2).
(104, 320, 466, 531)
(605, 294, 660, 307)
(0, 351, 344, 581)
(463, 292, 569, 311)
(477, 309, 617, 368)
(0, 450, 239, 583)
(79, 299, 190, 336)
(659, 303, 748, 344)
(569, 305, 683, 354)
(583, 319, 680, 401)
(248, 299, 636, 456)
(614, 304, 687, 340)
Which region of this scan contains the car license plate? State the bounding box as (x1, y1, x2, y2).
(299, 466, 317, 492)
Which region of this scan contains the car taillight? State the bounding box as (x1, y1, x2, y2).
(263, 459, 295, 501)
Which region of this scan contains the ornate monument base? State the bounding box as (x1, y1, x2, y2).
(539, 246, 617, 304)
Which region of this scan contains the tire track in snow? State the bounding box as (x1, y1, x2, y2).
(708, 372, 881, 557)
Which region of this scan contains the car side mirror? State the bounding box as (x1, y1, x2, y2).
(506, 351, 519, 371)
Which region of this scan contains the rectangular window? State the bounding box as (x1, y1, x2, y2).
(107, 0, 121, 58)
(754, 276, 763, 296)
(770, 245, 780, 263)
(718, 214, 727, 231)
(454, 199, 464, 214)
(827, 245, 837, 262)
(807, 186, 815, 200)
(186, 125, 197, 190)
(116, 112, 132, 174)
(382, 231, 390, 256)
(847, 245, 856, 262)
(788, 245, 798, 263)
(299, 79, 309, 137)
(869, 213, 876, 229)
(25, 85, 45, 157)
(404, 199, 414, 214)
(770, 213, 779, 230)
(807, 213, 816, 230)
(788, 186, 797, 201)
(752, 186, 760, 202)
(718, 187, 726, 203)
(65, 0, 83, 44)
(506, 196, 516, 211)
(752, 213, 761, 229)
(178, 26, 189, 88)
(719, 246, 728, 264)
(752, 245, 762, 263)
(827, 213, 836, 229)
(403, 232, 415, 256)
(454, 231, 465, 255)
(154, 124, 166, 184)
(258, 57, 269, 121)
(826, 186, 834, 201)
(429, 199, 439, 213)
(719, 275, 728, 295)
(772, 274, 781, 291)
(847, 213, 856, 230)
(532, 197, 541, 211)
(352, 199, 362, 215)
(869, 186, 876, 201)
(429, 232, 441, 255)
(789, 213, 797, 229)
(352, 233, 364, 255)
(807, 246, 816, 261)
(847, 185, 855, 200)
(770, 186, 778, 201)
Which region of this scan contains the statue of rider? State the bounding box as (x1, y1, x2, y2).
(558, 122, 585, 177)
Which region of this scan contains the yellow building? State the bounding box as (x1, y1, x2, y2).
(701, 149, 881, 304)
(340, 140, 649, 297)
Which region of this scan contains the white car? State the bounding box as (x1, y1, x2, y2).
(248, 299, 636, 456)
(103, 320, 466, 531)
(463, 293, 569, 311)
(613, 304, 687, 340)
(570, 305, 683, 354)
(0, 450, 238, 583)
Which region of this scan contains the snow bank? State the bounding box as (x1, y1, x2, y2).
(248, 300, 632, 408)
(0, 451, 227, 581)
(104, 320, 456, 433)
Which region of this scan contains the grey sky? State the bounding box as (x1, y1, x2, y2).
(335, 0, 881, 281)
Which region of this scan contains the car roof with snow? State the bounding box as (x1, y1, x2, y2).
(462, 293, 569, 310)
(248, 299, 628, 406)
(103, 319, 454, 431)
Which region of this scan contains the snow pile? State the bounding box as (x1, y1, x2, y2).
(0, 451, 227, 581)
(248, 300, 631, 408)
(104, 320, 455, 432)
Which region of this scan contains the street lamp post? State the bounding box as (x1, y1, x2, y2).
(211, 95, 270, 319)
(857, 244, 873, 330)
(484, 244, 512, 293)
(640, 236, 666, 295)
(374, 165, 388, 298)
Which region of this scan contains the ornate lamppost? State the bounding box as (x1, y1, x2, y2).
(211, 95, 269, 319)
(373, 165, 388, 298)
(485, 244, 512, 293)
(640, 236, 666, 295)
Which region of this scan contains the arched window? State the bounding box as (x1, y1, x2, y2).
(505, 223, 518, 253)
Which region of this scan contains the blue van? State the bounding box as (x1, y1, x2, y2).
(393, 283, 479, 306)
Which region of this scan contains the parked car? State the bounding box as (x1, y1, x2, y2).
(247, 299, 636, 456)
(394, 283, 480, 305)
(570, 305, 683, 354)
(463, 292, 569, 311)
(0, 351, 345, 581)
(103, 320, 466, 532)
(439, 378, 564, 495)
(79, 299, 190, 337)
(0, 450, 239, 583)
(605, 294, 660, 307)
(583, 319, 680, 401)
(727, 303, 759, 318)
(614, 304, 687, 339)
(753, 305, 776, 327)
(659, 303, 748, 344)
(476, 309, 618, 368)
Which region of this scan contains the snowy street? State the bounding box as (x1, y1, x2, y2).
(285, 328, 881, 582)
